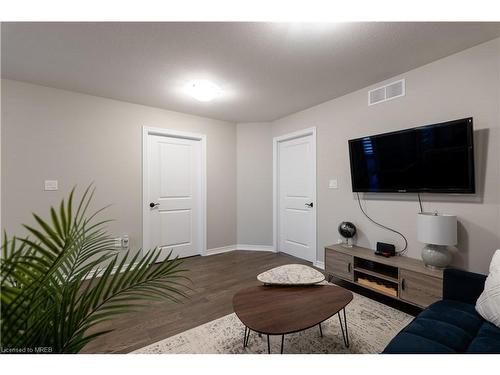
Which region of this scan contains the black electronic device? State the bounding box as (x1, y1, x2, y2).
(375, 242, 396, 257)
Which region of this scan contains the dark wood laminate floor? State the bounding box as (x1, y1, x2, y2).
(82, 250, 419, 353)
(82, 250, 311, 353)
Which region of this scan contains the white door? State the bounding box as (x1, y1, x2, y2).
(276, 131, 316, 262)
(145, 133, 203, 260)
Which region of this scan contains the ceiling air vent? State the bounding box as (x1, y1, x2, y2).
(368, 79, 405, 106)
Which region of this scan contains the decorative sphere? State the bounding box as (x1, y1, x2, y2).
(338, 222, 357, 239)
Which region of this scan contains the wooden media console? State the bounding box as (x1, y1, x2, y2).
(324, 244, 443, 308)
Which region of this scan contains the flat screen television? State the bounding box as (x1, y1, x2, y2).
(348, 117, 475, 193)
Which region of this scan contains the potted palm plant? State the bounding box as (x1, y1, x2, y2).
(1, 185, 189, 353)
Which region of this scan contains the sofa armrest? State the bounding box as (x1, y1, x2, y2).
(443, 268, 486, 305)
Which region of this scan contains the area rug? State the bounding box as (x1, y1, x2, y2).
(133, 285, 414, 354)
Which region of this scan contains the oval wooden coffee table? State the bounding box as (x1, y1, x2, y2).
(233, 284, 353, 354)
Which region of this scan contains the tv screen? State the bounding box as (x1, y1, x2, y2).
(348, 117, 475, 193)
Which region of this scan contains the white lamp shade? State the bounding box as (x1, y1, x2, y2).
(417, 212, 457, 246)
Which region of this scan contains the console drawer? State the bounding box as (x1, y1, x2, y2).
(325, 249, 354, 281)
(399, 269, 442, 308)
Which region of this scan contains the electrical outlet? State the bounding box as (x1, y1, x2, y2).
(114, 237, 122, 249)
(121, 235, 129, 250)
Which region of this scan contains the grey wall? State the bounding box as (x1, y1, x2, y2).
(1, 79, 237, 257)
(272, 38, 500, 274)
(236, 122, 273, 245)
(2, 38, 499, 274)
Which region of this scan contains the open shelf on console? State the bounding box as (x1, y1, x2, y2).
(354, 267, 398, 283)
(353, 256, 399, 297)
(354, 257, 399, 281)
(354, 272, 399, 298)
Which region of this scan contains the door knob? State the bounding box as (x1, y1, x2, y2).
(305, 202, 314, 208)
(149, 202, 160, 208)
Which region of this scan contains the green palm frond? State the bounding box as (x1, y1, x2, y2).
(0, 185, 190, 353)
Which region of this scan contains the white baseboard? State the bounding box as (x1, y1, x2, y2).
(313, 260, 325, 270)
(204, 245, 237, 256)
(204, 244, 276, 256)
(236, 244, 276, 252)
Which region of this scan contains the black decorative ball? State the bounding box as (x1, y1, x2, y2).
(338, 221, 357, 239)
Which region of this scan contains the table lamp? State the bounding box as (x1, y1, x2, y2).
(417, 212, 457, 269)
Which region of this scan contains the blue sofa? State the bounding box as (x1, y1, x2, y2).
(383, 268, 500, 353)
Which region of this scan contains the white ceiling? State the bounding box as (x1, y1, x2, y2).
(2, 22, 500, 123)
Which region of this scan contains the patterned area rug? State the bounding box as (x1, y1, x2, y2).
(134, 285, 413, 354)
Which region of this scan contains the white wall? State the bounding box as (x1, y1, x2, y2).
(272, 38, 500, 273)
(1, 79, 237, 258)
(236, 122, 273, 246)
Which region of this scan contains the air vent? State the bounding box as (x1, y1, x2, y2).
(368, 79, 405, 106)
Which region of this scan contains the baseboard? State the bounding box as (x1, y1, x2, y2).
(204, 245, 237, 256)
(313, 260, 325, 270)
(236, 244, 276, 252)
(204, 244, 276, 256)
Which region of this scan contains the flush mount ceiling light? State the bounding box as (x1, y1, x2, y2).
(186, 80, 222, 102)
(272, 22, 343, 36)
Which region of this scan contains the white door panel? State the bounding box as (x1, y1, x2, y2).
(146, 134, 202, 260)
(159, 210, 192, 247)
(277, 132, 316, 262)
(284, 208, 310, 246)
(281, 141, 310, 197)
(159, 142, 192, 197)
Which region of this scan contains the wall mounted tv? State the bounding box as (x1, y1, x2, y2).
(348, 117, 475, 194)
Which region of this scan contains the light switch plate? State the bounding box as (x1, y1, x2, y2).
(328, 179, 338, 189)
(44, 180, 58, 191)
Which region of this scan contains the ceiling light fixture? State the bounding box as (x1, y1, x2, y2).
(186, 80, 222, 102)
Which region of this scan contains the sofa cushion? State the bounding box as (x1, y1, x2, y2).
(466, 321, 500, 353)
(383, 300, 485, 354)
(476, 250, 500, 328)
(383, 331, 456, 354)
(419, 300, 484, 336)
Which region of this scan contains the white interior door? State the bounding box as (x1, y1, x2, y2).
(145, 132, 203, 260)
(276, 131, 316, 262)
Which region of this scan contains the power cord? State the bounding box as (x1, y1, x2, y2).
(356, 192, 408, 255)
(417, 193, 423, 213)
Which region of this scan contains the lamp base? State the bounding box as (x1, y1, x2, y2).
(421, 244, 452, 269)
